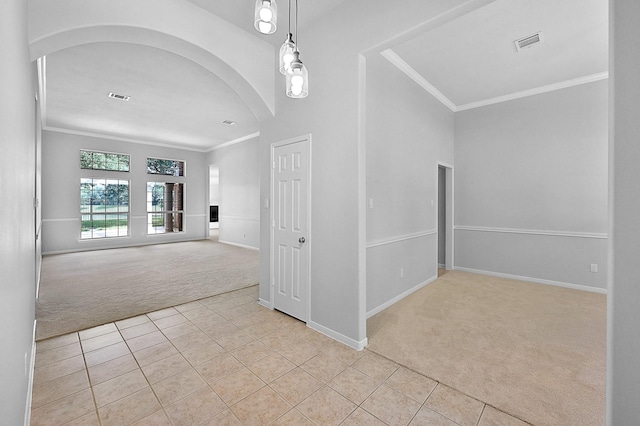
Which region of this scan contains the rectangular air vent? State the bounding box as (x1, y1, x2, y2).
(514, 32, 543, 52)
(108, 92, 130, 101)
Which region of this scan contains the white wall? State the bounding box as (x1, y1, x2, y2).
(0, 0, 37, 424)
(258, 0, 487, 347)
(206, 138, 260, 249)
(41, 130, 208, 253)
(454, 80, 609, 291)
(608, 0, 640, 422)
(209, 166, 219, 205)
(438, 166, 446, 265)
(366, 53, 454, 316)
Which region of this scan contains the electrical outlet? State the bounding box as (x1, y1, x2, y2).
(590, 264, 598, 273)
(400, 268, 404, 278)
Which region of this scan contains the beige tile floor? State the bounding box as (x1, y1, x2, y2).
(31, 286, 529, 426)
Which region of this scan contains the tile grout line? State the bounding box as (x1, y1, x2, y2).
(476, 404, 487, 426)
(78, 331, 104, 426)
(36, 287, 511, 426)
(365, 346, 499, 425)
(116, 315, 176, 425)
(142, 299, 265, 424)
(34, 291, 261, 425)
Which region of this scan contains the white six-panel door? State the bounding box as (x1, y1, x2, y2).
(271, 136, 310, 322)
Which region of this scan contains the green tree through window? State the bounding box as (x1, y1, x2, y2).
(146, 158, 184, 176)
(81, 178, 129, 239)
(147, 182, 184, 234)
(81, 150, 129, 172)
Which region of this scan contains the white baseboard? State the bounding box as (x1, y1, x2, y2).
(367, 275, 438, 319)
(307, 321, 368, 351)
(454, 267, 608, 294)
(43, 236, 206, 255)
(218, 240, 259, 251)
(258, 298, 272, 309)
(24, 319, 37, 426)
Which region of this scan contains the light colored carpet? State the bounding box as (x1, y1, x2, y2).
(366, 270, 606, 426)
(36, 237, 259, 340)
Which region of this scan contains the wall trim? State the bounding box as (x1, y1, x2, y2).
(308, 321, 368, 351)
(208, 132, 260, 151)
(456, 72, 610, 111)
(219, 215, 260, 223)
(42, 236, 205, 255)
(44, 215, 207, 221)
(218, 240, 259, 251)
(381, 49, 457, 111)
(367, 274, 438, 318)
(380, 48, 609, 113)
(258, 298, 272, 309)
(454, 266, 608, 295)
(43, 125, 210, 152)
(366, 229, 437, 249)
(24, 319, 37, 426)
(455, 225, 608, 239)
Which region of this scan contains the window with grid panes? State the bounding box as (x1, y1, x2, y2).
(80, 178, 129, 239)
(81, 150, 130, 172)
(146, 182, 184, 234)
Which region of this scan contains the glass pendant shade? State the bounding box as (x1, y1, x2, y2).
(279, 33, 296, 75)
(254, 0, 277, 34)
(286, 52, 308, 98)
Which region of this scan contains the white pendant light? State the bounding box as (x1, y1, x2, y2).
(254, 0, 277, 35)
(286, 51, 308, 98)
(279, 33, 296, 75)
(279, 0, 296, 75)
(286, 0, 308, 98)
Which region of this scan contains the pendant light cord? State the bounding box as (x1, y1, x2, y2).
(295, 0, 299, 52)
(288, 0, 291, 36)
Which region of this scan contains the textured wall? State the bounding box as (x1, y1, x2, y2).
(207, 138, 260, 249)
(0, 0, 37, 423)
(366, 53, 454, 315)
(41, 130, 207, 253)
(454, 81, 608, 291)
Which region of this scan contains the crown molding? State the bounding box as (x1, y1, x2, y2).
(43, 126, 209, 152)
(209, 132, 260, 151)
(381, 49, 457, 111)
(456, 71, 609, 111)
(381, 48, 609, 112)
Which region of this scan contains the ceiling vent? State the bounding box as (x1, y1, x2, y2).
(514, 32, 543, 52)
(108, 92, 130, 101)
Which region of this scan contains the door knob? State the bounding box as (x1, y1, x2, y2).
(299, 237, 306, 244)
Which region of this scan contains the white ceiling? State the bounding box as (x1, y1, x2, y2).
(41, 0, 608, 151)
(44, 42, 261, 151)
(186, 0, 349, 44)
(388, 0, 608, 111)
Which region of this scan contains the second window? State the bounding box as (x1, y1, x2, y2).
(147, 182, 184, 234)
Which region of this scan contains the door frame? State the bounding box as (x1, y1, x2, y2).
(269, 134, 312, 322)
(437, 162, 454, 270)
